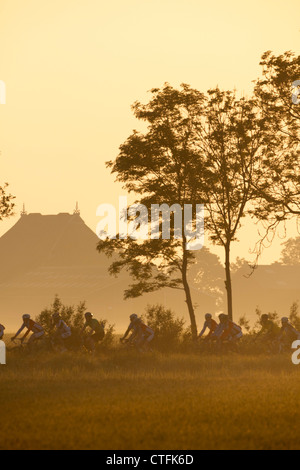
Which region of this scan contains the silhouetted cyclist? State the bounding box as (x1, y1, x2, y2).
(198, 313, 218, 341)
(257, 314, 280, 341)
(278, 317, 300, 345)
(11, 314, 44, 345)
(52, 312, 72, 351)
(211, 313, 228, 340)
(121, 314, 154, 351)
(81, 312, 105, 351)
(220, 316, 243, 343)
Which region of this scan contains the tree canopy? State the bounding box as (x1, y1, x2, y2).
(97, 84, 206, 339)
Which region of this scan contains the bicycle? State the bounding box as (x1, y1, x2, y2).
(120, 335, 154, 353)
(7, 338, 26, 352)
(7, 338, 38, 356)
(8, 335, 54, 355)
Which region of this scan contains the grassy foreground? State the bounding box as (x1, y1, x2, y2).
(0, 350, 299, 450)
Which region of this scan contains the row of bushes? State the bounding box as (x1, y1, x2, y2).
(35, 296, 192, 351)
(34, 296, 300, 352)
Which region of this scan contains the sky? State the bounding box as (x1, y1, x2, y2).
(0, 0, 299, 265)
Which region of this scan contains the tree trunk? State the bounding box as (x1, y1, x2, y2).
(182, 249, 198, 340)
(225, 242, 233, 321)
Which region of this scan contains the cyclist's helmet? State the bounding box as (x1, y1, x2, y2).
(85, 312, 93, 320)
(22, 314, 30, 321)
(130, 313, 138, 323)
(261, 314, 269, 322)
(205, 313, 212, 320)
(281, 317, 289, 324)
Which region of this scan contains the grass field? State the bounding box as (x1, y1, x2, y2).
(0, 348, 299, 450)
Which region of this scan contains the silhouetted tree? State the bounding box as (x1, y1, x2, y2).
(36, 295, 115, 348)
(0, 183, 14, 221)
(188, 247, 225, 309)
(255, 51, 300, 146)
(97, 84, 206, 339)
(253, 51, 300, 232)
(144, 304, 185, 351)
(280, 237, 300, 265)
(192, 89, 267, 320)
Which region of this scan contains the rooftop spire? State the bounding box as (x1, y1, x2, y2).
(73, 201, 80, 215)
(20, 203, 27, 217)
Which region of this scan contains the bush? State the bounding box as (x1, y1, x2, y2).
(289, 302, 300, 330)
(97, 318, 115, 349)
(35, 295, 115, 349)
(253, 306, 280, 332)
(238, 314, 251, 333)
(252, 303, 300, 333)
(36, 295, 86, 334)
(144, 304, 185, 351)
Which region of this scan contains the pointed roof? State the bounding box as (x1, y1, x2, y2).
(73, 202, 80, 215)
(20, 203, 27, 217)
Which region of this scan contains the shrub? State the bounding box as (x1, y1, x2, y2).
(253, 306, 280, 332)
(238, 314, 251, 333)
(36, 295, 86, 334)
(97, 318, 115, 349)
(35, 295, 115, 348)
(289, 302, 300, 330)
(144, 304, 185, 351)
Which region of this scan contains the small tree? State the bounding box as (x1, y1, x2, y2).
(35, 295, 115, 348)
(144, 304, 185, 351)
(36, 295, 86, 334)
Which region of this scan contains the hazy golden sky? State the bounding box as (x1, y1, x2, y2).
(0, 0, 299, 264)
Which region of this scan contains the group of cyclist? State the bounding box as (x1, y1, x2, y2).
(255, 314, 300, 349)
(197, 311, 300, 351)
(1, 308, 300, 354)
(198, 313, 243, 343)
(2, 310, 155, 353)
(6, 311, 105, 352)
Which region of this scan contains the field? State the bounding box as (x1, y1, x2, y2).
(1, 346, 300, 451)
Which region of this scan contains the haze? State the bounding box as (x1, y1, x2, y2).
(0, 0, 299, 264)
